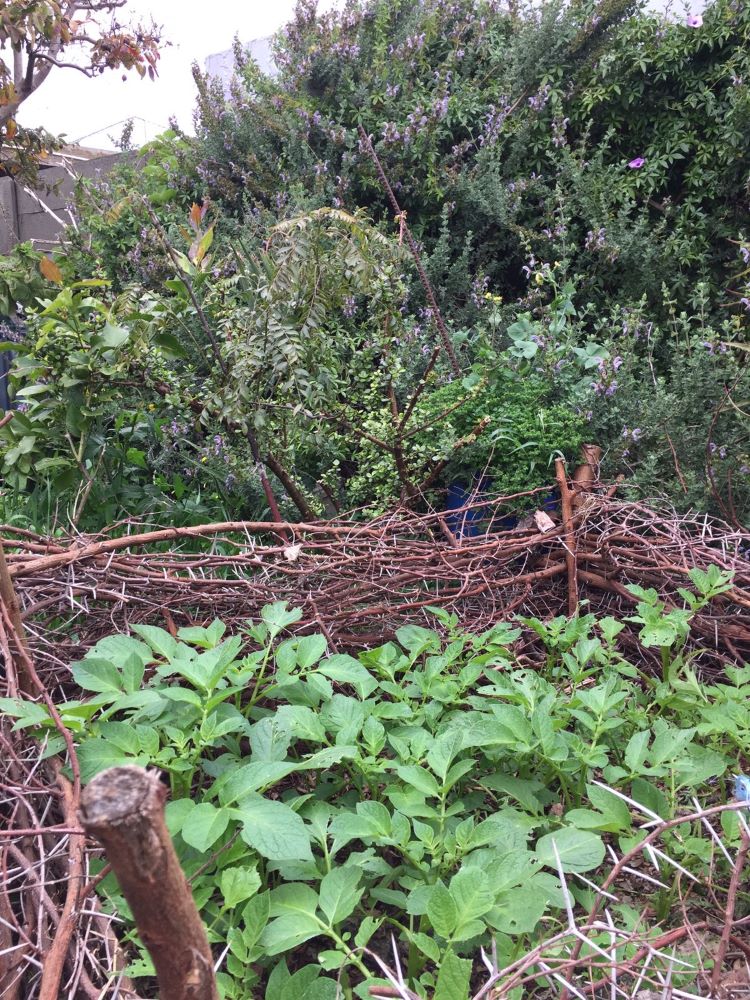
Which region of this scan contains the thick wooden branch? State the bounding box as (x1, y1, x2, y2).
(266, 452, 317, 521)
(79, 767, 218, 1000)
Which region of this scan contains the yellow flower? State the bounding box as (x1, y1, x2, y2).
(535, 272, 544, 286)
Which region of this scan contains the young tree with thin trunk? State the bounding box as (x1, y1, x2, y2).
(0, 1, 161, 181)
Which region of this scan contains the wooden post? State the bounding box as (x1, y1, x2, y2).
(79, 766, 218, 1000)
(555, 458, 578, 616)
(572, 444, 602, 506)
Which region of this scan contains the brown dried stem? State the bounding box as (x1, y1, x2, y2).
(710, 822, 750, 995)
(556, 457, 579, 615)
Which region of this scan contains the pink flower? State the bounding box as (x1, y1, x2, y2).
(628, 157, 646, 169)
(686, 14, 703, 27)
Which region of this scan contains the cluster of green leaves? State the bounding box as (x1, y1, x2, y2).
(0, 273, 237, 529)
(340, 365, 584, 508)
(0, 242, 50, 315)
(2, 566, 744, 998)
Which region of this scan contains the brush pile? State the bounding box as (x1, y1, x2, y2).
(5, 484, 750, 682)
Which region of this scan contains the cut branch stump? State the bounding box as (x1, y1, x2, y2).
(79, 766, 218, 1000)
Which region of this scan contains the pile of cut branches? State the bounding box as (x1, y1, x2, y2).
(5, 482, 750, 683)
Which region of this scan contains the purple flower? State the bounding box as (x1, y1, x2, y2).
(382, 122, 401, 144)
(686, 14, 703, 27)
(551, 117, 569, 148)
(740, 246, 750, 264)
(343, 295, 357, 319)
(612, 356, 623, 371)
(434, 94, 450, 119)
(628, 157, 646, 170)
(480, 98, 511, 146)
(471, 274, 490, 308)
(521, 255, 537, 278)
(527, 84, 551, 112)
(585, 227, 606, 251)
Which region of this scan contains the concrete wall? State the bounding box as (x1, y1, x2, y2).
(0, 151, 124, 255)
(205, 37, 276, 90)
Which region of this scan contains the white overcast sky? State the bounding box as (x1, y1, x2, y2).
(17, 0, 699, 151)
(17, 1, 339, 150)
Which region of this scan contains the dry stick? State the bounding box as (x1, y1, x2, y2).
(398, 346, 440, 431)
(8, 520, 329, 579)
(556, 457, 579, 615)
(38, 763, 87, 1000)
(666, 434, 689, 495)
(0, 538, 34, 693)
(571, 443, 602, 506)
(0, 605, 85, 999)
(357, 126, 461, 377)
(710, 824, 750, 996)
(79, 766, 219, 1000)
(245, 428, 288, 537)
(558, 800, 750, 1000)
(0, 887, 23, 1000)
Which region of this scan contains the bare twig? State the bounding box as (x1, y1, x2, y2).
(357, 126, 461, 377)
(556, 457, 579, 615)
(710, 821, 750, 995)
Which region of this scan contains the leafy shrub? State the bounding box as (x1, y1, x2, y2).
(341, 366, 585, 508)
(178, 0, 750, 323)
